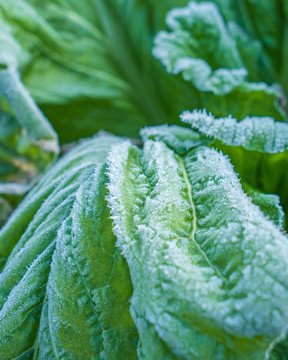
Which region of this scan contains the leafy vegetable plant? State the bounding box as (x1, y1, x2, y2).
(0, 1, 288, 359)
(1, 116, 288, 359)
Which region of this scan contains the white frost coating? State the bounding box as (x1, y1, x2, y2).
(107, 140, 227, 359)
(165, 1, 230, 35)
(181, 109, 288, 153)
(106, 140, 144, 253)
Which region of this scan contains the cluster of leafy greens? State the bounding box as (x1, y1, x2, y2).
(1, 121, 288, 359)
(152, 0, 288, 227)
(0, 0, 288, 359)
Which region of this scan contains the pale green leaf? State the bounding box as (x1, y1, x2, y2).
(153, 2, 245, 96)
(34, 166, 138, 359)
(0, 134, 137, 359)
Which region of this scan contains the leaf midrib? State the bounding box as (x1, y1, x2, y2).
(179, 156, 226, 282)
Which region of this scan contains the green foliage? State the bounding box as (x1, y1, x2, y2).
(181, 108, 288, 229)
(0, 0, 194, 143)
(0, 1, 288, 359)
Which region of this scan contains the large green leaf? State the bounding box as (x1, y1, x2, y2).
(141, 123, 287, 231)
(0, 133, 140, 359)
(0, 133, 120, 270)
(107, 138, 288, 359)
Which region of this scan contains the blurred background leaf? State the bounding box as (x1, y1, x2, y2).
(153, 1, 288, 122)
(0, 0, 193, 143)
(0, 67, 59, 226)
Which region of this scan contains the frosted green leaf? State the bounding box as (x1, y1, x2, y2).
(70, 166, 138, 359)
(0, 242, 55, 360)
(37, 217, 99, 360)
(182, 109, 288, 153)
(0, 133, 139, 359)
(153, 1, 288, 123)
(0, 175, 81, 357)
(179, 108, 288, 230)
(108, 139, 288, 360)
(1, 126, 288, 359)
(34, 166, 138, 359)
(140, 124, 211, 154)
(153, 2, 245, 96)
(242, 184, 285, 229)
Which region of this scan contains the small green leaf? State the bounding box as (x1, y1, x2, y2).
(140, 124, 211, 154)
(182, 109, 288, 153)
(242, 183, 285, 228)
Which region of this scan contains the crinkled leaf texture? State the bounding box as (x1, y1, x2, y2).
(181, 109, 288, 154)
(0, 130, 288, 359)
(140, 124, 212, 154)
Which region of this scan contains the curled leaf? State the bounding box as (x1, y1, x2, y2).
(140, 124, 211, 154)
